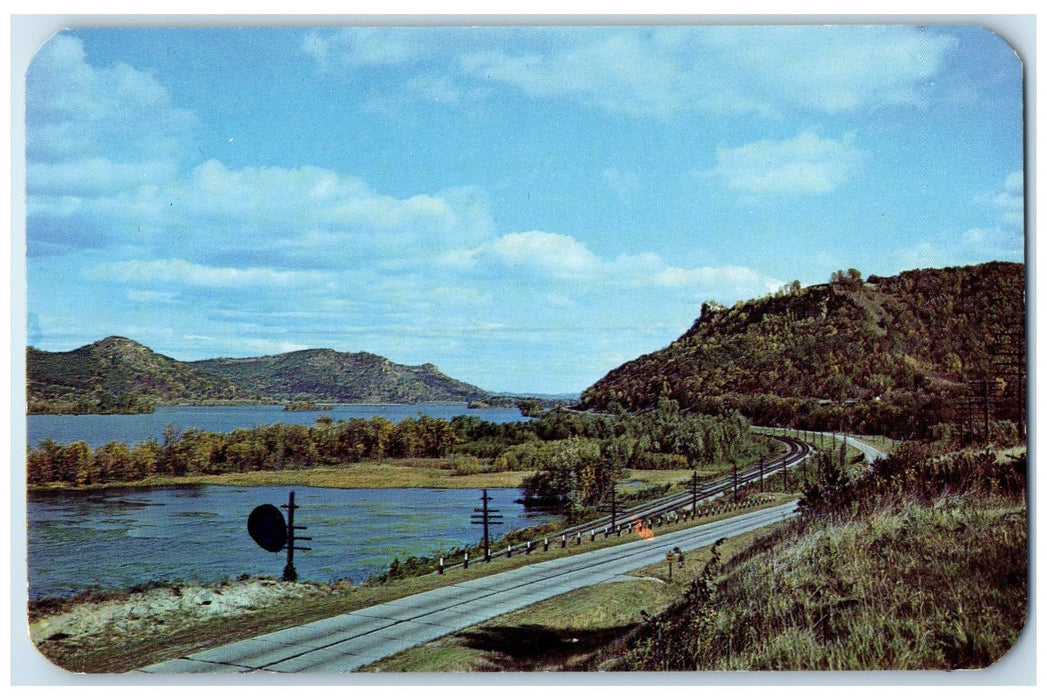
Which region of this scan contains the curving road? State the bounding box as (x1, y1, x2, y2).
(139, 501, 798, 674)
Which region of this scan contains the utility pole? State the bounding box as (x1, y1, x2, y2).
(603, 480, 618, 533)
(690, 470, 698, 516)
(471, 489, 502, 562)
(991, 329, 1026, 441)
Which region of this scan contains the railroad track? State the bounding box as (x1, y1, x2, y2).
(450, 435, 813, 567)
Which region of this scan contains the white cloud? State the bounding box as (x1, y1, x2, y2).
(893, 171, 1025, 269)
(442, 230, 780, 297)
(988, 170, 1025, 229)
(960, 171, 1025, 260)
(459, 31, 688, 117)
(27, 33, 197, 163)
(601, 168, 640, 197)
(28, 158, 178, 196)
(29, 154, 495, 262)
(651, 264, 781, 292)
(86, 258, 329, 289)
(301, 28, 426, 70)
(698, 26, 958, 114)
(302, 26, 959, 119)
(705, 131, 864, 196)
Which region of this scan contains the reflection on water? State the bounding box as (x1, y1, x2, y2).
(27, 485, 557, 600)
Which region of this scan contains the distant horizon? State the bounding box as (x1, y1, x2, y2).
(21, 22, 1025, 395)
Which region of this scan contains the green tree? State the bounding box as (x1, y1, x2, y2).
(94, 441, 133, 483)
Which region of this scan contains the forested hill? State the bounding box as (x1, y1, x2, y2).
(191, 349, 489, 404)
(27, 337, 493, 412)
(27, 337, 250, 412)
(581, 262, 1026, 438)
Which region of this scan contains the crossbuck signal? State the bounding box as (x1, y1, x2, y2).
(470, 488, 503, 562)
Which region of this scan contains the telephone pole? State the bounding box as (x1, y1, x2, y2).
(471, 489, 502, 562)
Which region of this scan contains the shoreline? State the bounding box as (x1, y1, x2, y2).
(27, 399, 534, 416)
(25, 459, 537, 493)
(26, 463, 699, 494)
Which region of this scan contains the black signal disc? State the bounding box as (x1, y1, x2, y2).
(248, 504, 287, 553)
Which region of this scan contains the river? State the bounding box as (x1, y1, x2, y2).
(23, 404, 550, 600)
(25, 403, 529, 448)
(27, 484, 556, 600)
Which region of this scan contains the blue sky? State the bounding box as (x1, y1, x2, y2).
(23, 23, 1025, 395)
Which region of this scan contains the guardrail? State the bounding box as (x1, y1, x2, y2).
(435, 493, 783, 574)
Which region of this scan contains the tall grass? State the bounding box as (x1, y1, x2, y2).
(601, 446, 1027, 671)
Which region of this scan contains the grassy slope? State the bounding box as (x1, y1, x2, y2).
(695, 496, 1027, 671)
(363, 455, 1027, 673)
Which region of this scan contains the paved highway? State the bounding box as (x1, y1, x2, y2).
(140, 500, 798, 674)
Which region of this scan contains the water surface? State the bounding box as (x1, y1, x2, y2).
(27, 485, 556, 600)
(27, 404, 527, 448)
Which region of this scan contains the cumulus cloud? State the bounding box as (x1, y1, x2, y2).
(697, 25, 958, 114)
(602, 167, 640, 197)
(985, 170, 1025, 229)
(459, 31, 690, 117)
(28, 158, 179, 196)
(447, 231, 600, 280)
(28, 152, 495, 261)
(301, 27, 428, 71)
(961, 171, 1025, 259)
(27, 33, 197, 163)
(704, 131, 864, 196)
(442, 230, 781, 296)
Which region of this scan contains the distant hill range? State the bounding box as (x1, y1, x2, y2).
(27, 337, 496, 413)
(581, 262, 1026, 439)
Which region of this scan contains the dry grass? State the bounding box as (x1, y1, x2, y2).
(608, 491, 1027, 671)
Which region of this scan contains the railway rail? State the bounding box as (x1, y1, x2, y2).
(446, 435, 813, 569)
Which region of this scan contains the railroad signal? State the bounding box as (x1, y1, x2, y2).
(247, 489, 311, 582)
(248, 503, 287, 553)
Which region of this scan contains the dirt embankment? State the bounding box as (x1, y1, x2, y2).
(27, 577, 347, 672)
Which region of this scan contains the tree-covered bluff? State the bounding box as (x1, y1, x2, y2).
(27, 337, 497, 412)
(191, 349, 488, 404)
(27, 337, 250, 413)
(581, 262, 1025, 439)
